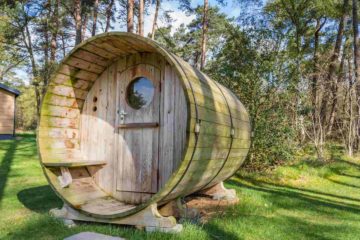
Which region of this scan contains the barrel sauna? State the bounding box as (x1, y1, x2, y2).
(38, 32, 250, 230)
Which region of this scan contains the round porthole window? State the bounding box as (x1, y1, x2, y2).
(126, 77, 155, 109)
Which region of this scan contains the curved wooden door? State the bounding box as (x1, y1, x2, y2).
(116, 63, 161, 199)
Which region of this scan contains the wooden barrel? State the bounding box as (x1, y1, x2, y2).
(38, 32, 250, 219)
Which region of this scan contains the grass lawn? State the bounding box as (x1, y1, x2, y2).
(1, 133, 360, 239)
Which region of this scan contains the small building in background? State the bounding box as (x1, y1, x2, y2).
(0, 83, 20, 138)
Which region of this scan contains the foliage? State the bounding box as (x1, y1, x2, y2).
(1, 0, 360, 169)
(206, 24, 296, 167)
(1, 135, 360, 239)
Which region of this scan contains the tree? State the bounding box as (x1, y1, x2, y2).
(74, 0, 82, 44)
(138, 0, 144, 36)
(200, 0, 208, 70)
(92, 0, 99, 36)
(151, 0, 160, 39)
(105, 0, 115, 32)
(127, 0, 134, 32)
(352, 0, 360, 152)
(50, 0, 60, 62)
(323, 0, 349, 135)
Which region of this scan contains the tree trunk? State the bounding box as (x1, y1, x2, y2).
(327, 36, 347, 135)
(138, 0, 144, 36)
(81, 13, 88, 41)
(50, 0, 59, 62)
(23, 23, 41, 117)
(61, 32, 66, 57)
(74, 0, 82, 45)
(312, 18, 326, 160)
(311, 19, 322, 111)
(151, 0, 160, 40)
(352, 0, 360, 151)
(200, 0, 209, 70)
(105, 0, 114, 32)
(353, 0, 360, 80)
(92, 0, 99, 36)
(322, 0, 348, 134)
(43, 16, 50, 96)
(127, 0, 134, 33)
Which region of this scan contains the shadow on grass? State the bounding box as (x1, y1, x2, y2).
(17, 185, 62, 213)
(0, 139, 17, 202)
(326, 178, 360, 189)
(204, 222, 243, 240)
(340, 173, 360, 179)
(227, 178, 360, 215)
(4, 215, 74, 240)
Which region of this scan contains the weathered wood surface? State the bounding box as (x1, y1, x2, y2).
(117, 122, 159, 128)
(80, 62, 117, 195)
(39, 32, 250, 219)
(116, 62, 160, 199)
(0, 89, 15, 134)
(43, 160, 106, 167)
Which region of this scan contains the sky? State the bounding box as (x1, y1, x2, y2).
(112, 0, 243, 35)
(15, 0, 245, 84)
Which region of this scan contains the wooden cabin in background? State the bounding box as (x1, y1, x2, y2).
(0, 83, 20, 137)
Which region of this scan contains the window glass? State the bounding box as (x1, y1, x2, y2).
(126, 77, 155, 109)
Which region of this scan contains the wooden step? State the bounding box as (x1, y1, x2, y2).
(42, 160, 107, 168)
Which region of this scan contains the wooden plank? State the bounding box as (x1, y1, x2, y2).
(79, 61, 118, 195)
(0, 119, 14, 126)
(184, 80, 249, 121)
(59, 177, 108, 206)
(102, 37, 138, 54)
(0, 89, 15, 135)
(42, 104, 80, 119)
(81, 43, 118, 59)
(39, 137, 80, 150)
(58, 64, 99, 81)
(39, 116, 79, 129)
(0, 126, 13, 134)
(43, 160, 106, 168)
(43, 94, 84, 109)
(91, 37, 132, 55)
(190, 106, 250, 128)
(0, 117, 14, 121)
(183, 146, 249, 161)
(188, 118, 251, 139)
(121, 36, 157, 52)
(38, 127, 80, 139)
(72, 49, 112, 67)
(188, 134, 232, 149)
(191, 104, 231, 126)
(51, 73, 93, 90)
(40, 148, 82, 160)
(79, 196, 135, 215)
(66, 56, 105, 74)
(173, 68, 188, 172)
(159, 62, 175, 188)
(189, 91, 249, 122)
(47, 85, 88, 100)
(118, 122, 159, 129)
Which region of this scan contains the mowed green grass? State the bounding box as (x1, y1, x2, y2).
(1, 134, 360, 239)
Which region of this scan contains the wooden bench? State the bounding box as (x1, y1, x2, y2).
(42, 160, 106, 188)
(42, 160, 107, 168)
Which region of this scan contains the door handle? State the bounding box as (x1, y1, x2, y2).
(119, 110, 127, 124)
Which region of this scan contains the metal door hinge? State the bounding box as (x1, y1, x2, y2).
(231, 128, 235, 138)
(195, 122, 201, 134)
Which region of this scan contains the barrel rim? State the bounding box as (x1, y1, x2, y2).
(37, 32, 197, 219)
